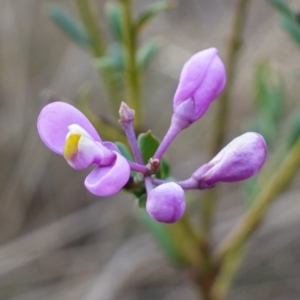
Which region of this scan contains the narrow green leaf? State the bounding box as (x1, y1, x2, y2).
(136, 0, 176, 31)
(280, 16, 300, 47)
(95, 43, 124, 72)
(267, 0, 296, 20)
(137, 131, 160, 164)
(108, 43, 124, 68)
(253, 62, 284, 122)
(105, 2, 123, 41)
(96, 56, 121, 70)
(137, 39, 161, 69)
(46, 4, 90, 47)
(252, 62, 285, 147)
(287, 110, 300, 148)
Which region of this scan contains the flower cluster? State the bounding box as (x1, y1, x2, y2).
(37, 48, 267, 223)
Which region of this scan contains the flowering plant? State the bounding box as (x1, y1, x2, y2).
(35, 1, 300, 299)
(38, 48, 267, 224)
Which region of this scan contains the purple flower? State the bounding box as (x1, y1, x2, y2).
(192, 132, 267, 188)
(146, 182, 186, 223)
(37, 101, 130, 196)
(173, 48, 226, 128)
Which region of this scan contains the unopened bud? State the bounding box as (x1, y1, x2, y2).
(193, 132, 267, 187)
(146, 182, 186, 223)
(173, 48, 226, 127)
(119, 101, 135, 123)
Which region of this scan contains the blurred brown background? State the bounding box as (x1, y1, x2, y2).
(0, 0, 300, 299)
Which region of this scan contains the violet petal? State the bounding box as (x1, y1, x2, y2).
(84, 152, 130, 196)
(146, 182, 186, 223)
(37, 101, 101, 155)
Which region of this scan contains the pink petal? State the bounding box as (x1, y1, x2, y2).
(37, 101, 101, 155)
(195, 132, 267, 185)
(84, 152, 130, 196)
(173, 48, 226, 122)
(146, 182, 186, 223)
(192, 55, 226, 119)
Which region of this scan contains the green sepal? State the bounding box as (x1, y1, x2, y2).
(46, 4, 90, 47)
(157, 159, 171, 179)
(136, 0, 175, 31)
(137, 38, 162, 70)
(137, 131, 171, 179)
(104, 2, 123, 41)
(137, 130, 160, 163)
(115, 141, 133, 161)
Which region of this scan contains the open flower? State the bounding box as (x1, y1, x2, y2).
(192, 132, 267, 188)
(37, 101, 130, 196)
(172, 48, 226, 128)
(146, 182, 186, 223)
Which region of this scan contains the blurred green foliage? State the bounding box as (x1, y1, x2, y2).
(267, 0, 300, 48)
(252, 61, 284, 147)
(47, 4, 90, 47)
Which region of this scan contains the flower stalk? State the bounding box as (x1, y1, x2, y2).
(119, 102, 144, 164)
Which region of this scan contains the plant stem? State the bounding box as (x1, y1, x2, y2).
(120, 120, 143, 164)
(210, 0, 251, 156)
(76, 0, 121, 112)
(201, 188, 218, 234)
(128, 161, 148, 173)
(119, 0, 143, 130)
(214, 136, 300, 261)
(153, 122, 181, 159)
(200, 0, 252, 235)
(211, 246, 245, 300)
(76, 0, 106, 57)
(144, 176, 153, 193)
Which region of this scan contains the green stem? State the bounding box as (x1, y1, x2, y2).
(201, 188, 218, 234)
(76, 0, 121, 113)
(214, 136, 300, 261)
(200, 0, 252, 236)
(76, 0, 106, 57)
(120, 0, 143, 130)
(210, 0, 251, 156)
(211, 247, 245, 300)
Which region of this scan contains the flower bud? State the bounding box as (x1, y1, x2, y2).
(146, 182, 186, 223)
(193, 132, 267, 187)
(119, 101, 135, 124)
(173, 48, 226, 127)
